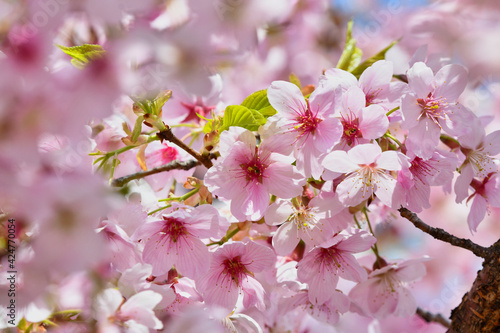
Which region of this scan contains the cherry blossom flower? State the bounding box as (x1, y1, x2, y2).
(94, 288, 163, 333)
(132, 204, 229, 278)
(264, 193, 349, 256)
(401, 62, 473, 159)
(322, 60, 407, 113)
(204, 127, 305, 221)
(336, 86, 389, 148)
(196, 241, 275, 312)
(455, 120, 500, 204)
(463, 173, 500, 233)
(267, 80, 343, 178)
(279, 290, 350, 326)
(322, 143, 408, 208)
(349, 257, 430, 319)
(397, 150, 458, 212)
(296, 230, 376, 304)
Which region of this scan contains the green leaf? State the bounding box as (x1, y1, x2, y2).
(56, 44, 105, 68)
(336, 20, 363, 71)
(240, 90, 277, 118)
(241, 90, 271, 110)
(220, 105, 266, 132)
(350, 39, 399, 78)
(131, 116, 144, 143)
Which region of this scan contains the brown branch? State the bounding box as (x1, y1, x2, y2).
(157, 127, 213, 169)
(398, 208, 489, 258)
(448, 240, 500, 332)
(111, 159, 201, 187)
(417, 307, 451, 328)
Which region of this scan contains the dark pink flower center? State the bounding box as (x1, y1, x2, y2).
(162, 217, 188, 243)
(290, 100, 322, 143)
(340, 113, 362, 146)
(318, 247, 342, 268)
(221, 255, 248, 286)
(417, 92, 449, 126)
(181, 98, 215, 123)
(410, 157, 433, 184)
(239, 148, 269, 184)
(160, 144, 179, 163)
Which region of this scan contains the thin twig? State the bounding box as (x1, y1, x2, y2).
(111, 159, 201, 187)
(416, 307, 451, 328)
(398, 208, 489, 258)
(157, 127, 213, 168)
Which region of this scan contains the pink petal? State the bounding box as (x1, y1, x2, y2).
(336, 231, 376, 253)
(358, 104, 389, 139)
(343, 86, 366, 115)
(231, 183, 270, 221)
(359, 60, 393, 93)
(395, 260, 428, 282)
(322, 68, 358, 90)
(468, 195, 487, 233)
(485, 175, 500, 207)
(483, 130, 500, 155)
(142, 233, 175, 276)
(322, 150, 357, 173)
(348, 143, 382, 165)
(242, 240, 275, 272)
(376, 151, 404, 171)
(219, 126, 256, 157)
(406, 117, 441, 159)
(263, 161, 305, 198)
(308, 82, 336, 117)
(367, 278, 399, 319)
(173, 236, 210, 279)
(241, 275, 266, 311)
(268, 80, 307, 119)
(336, 253, 368, 283)
(264, 200, 294, 226)
(373, 173, 398, 208)
(312, 116, 343, 152)
(307, 271, 339, 305)
(454, 164, 474, 203)
(273, 222, 300, 256)
(337, 174, 370, 206)
(407, 62, 434, 97)
(434, 64, 468, 101)
(400, 94, 422, 130)
(197, 269, 239, 311)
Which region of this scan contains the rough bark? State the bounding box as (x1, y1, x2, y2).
(448, 240, 500, 333)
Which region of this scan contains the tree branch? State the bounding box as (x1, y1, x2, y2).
(417, 307, 451, 328)
(157, 127, 213, 168)
(111, 159, 202, 187)
(398, 208, 489, 258)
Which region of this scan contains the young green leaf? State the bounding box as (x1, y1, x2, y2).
(56, 44, 105, 68)
(240, 90, 277, 118)
(220, 105, 266, 132)
(336, 20, 363, 71)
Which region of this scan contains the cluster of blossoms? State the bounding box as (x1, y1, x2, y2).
(1, 0, 500, 332)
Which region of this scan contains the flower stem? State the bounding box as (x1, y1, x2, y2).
(206, 227, 240, 246)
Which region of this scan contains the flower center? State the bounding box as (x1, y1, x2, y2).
(341, 114, 362, 146)
(239, 148, 268, 184)
(161, 144, 179, 163)
(162, 217, 188, 243)
(417, 93, 449, 126)
(221, 256, 249, 286)
(290, 100, 322, 144)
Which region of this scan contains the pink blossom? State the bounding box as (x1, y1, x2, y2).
(196, 241, 275, 312)
(204, 127, 305, 221)
(296, 230, 376, 304)
(279, 290, 350, 326)
(397, 150, 458, 212)
(336, 86, 389, 148)
(322, 143, 408, 208)
(323, 60, 407, 113)
(267, 80, 343, 178)
(132, 204, 229, 278)
(349, 257, 429, 319)
(94, 288, 163, 332)
(401, 62, 473, 159)
(264, 194, 350, 256)
(455, 121, 500, 203)
(464, 173, 500, 233)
